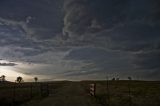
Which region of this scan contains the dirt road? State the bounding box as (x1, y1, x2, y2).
(22, 82, 101, 106)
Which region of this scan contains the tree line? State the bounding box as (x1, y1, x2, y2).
(0, 75, 38, 83)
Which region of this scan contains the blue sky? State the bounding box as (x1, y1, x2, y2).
(0, 0, 160, 81)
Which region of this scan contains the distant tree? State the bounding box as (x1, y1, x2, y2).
(16, 76, 23, 83)
(116, 78, 119, 80)
(34, 77, 38, 82)
(1, 75, 6, 82)
(128, 77, 132, 80)
(112, 78, 115, 81)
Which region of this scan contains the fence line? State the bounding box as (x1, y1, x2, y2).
(10, 82, 50, 103)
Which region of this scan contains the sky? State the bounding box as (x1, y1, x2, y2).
(0, 0, 160, 81)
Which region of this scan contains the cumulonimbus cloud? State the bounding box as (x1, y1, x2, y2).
(62, 0, 160, 78)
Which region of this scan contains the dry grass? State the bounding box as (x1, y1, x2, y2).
(0, 81, 160, 106)
(82, 80, 160, 106)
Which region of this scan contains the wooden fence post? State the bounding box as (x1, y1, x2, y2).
(106, 76, 110, 106)
(30, 83, 33, 99)
(89, 83, 96, 96)
(12, 82, 16, 103)
(40, 83, 49, 97)
(128, 77, 132, 106)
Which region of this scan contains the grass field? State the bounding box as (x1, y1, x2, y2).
(82, 80, 160, 106)
(0, 80, 160, 106)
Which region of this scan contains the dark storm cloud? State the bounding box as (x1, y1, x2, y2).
(64, 47, 134, 76)
(0, 0, 160, 80)
(62, 0, 160, 79)
(63, 0, 160, 43)
(0, 62, 17, 66)
(98, 22, 160, 51)
(134, 51, 160, 70)
(0, 0, 64, 39)
(63, 0, 128, 39)
(0, 22, 49, 59)
(132, 50, 160, 79)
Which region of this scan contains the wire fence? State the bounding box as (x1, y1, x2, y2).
(0, 82, 49, 106)
(87, 81, 160, 106)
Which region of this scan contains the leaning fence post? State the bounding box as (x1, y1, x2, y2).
(40, 83, 49, 97)
(47, 84, 49, 96)
(128, 77, 132, 106)
(106, 76, 110, 106)
(40, 83, 42, 97)
(12, 82, 16, 103)
(30, 83, 33, 99)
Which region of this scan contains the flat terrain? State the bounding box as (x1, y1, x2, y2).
(0, 80, 160, 106)
(22, 82, 100, 106)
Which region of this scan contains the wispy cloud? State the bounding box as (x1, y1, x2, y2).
(0, 17, 35, 37)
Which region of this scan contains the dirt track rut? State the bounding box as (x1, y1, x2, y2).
(22, 83, 101, 106)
